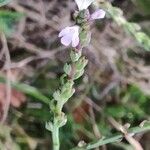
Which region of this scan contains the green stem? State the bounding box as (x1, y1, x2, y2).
(48, 10, 89, 150)
(52, 124, 60, 150)
(71, 125, 150, 150)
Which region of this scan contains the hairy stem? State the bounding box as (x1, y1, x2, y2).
(51, 49, 83, 148)
(52, 124, 60, 150)
(46, 9, 89, 150)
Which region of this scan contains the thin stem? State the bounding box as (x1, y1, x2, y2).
(0, 33, 11, 124)
(52, 124, 60, 150)
(71, 125, 150, 150)
(50, 49, 84, 150)
(47, 10, 89, 150)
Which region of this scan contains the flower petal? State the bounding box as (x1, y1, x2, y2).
(59, 25, 80, 47)
(90, 9, 106, 20)
(75, 0, 94, 10)
(58, 27, 70, 37)
(71, 26, 80, 47)
(61, 35, 72, 46)
(72, 34, 79, 47)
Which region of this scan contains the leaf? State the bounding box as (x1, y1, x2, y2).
(0, 10, 23, 35)
(12, 82, 50, 104)
(0, 76, 50, 105)
(0, 0, 11, 7)
(105, 105, 126, 118)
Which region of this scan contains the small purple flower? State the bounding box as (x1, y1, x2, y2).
(90, 9, 106, 20)
(59, 26, 80, 47)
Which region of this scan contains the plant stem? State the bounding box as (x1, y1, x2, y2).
(46, 10, 90, 150)
(0, 33, 11, 124)
(71, 125, 150, 150)
(52, 123, 60, 150)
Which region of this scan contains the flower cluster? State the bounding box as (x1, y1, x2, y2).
(59, 0, 106, 47)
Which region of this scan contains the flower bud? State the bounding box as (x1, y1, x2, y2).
(70, 50, 81, 62)
(73, 69, 84, 80)
(75, 56, 88, 71)
(64, 63, 72, 75)
(55, 113, 67, 127)
(46, 121, 53, 132)
(53, 90, 61, 101)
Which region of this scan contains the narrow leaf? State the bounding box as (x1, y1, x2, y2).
(0, 76, 50, 104)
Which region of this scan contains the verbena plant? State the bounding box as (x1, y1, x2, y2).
(0, 0, 150, 150)
(45, 0, 150, 150)
(46, 1, 105, 149)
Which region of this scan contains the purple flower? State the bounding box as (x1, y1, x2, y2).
(90, 9, 106, 20)
(59, 26, 80, 47)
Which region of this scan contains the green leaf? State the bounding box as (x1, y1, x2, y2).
(105, 105, 126, 118)
(12, 82, 50, 104)
(0, 10, 23, 35)
(0, 0, 11, 7)
(0, 76, 50, 104)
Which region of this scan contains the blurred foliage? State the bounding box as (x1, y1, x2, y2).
(132, 0, 150, 15)
(0, 10, 23, 35)
(0, 0, 11, 7)
(105, 85, 150, 122)
(0, 76, 50, 104)
(99, 1, 150, 51)
(0, 124, 20, 150)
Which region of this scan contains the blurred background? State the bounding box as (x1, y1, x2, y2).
(0, 0, 150, 149)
